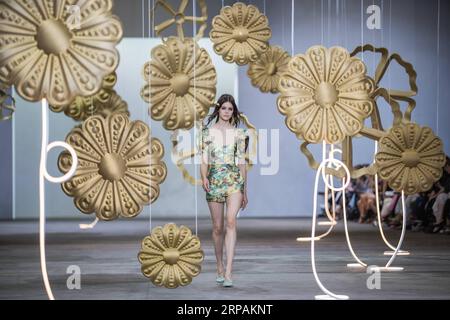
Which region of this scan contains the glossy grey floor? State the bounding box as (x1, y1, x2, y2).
(0, 218, 449, 300)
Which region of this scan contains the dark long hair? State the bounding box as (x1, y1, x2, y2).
(205, 94, 241, 128)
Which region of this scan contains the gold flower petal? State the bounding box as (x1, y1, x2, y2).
(74, 179, 109, 214)
(59, 113, 166, 220)
(141, 236, 165, 256)
(0, 0, 123, 107)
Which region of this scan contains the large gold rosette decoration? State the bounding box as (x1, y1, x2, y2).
(277, 45, 375, 144)
(140, 37, 216, 130)
(375, 123, 445, 195)
(58, 113, 167, 220)
(138, 223, 204, 289)
(0, 0, 123, 107)
(209, 2, 271, 66)
(49, 73, 128, 121)
(247, 45, 290, 93)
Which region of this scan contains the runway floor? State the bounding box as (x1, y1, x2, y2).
(0, 218, 449, 300)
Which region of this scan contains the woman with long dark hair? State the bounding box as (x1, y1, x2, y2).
(200, 94, 249, 287)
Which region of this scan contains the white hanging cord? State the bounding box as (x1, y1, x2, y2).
(369, 190, 407, 272)
(291, 0, 294, 56)
(12, 86, 16, 220)
(319, 176, 337, 226)
(263, 0, 266, 15)
(341, 177, 367, 267)
(40, 99, 78, 300)
(142, 0, 145, 38)
(385, 191, 406, 267)
(151, 0, 154, 38)
(313, 0, 316, 44)
(325, 146, 367, 267)
(297, 143, 336, 240)
(79, 218, 99, 229)
(321, 0, 324, 45)
(381, 0, 384, 50)
(311, 145, 351, 300)
(436, 0, 440, 135)
(193, 0, 198, 236)
(40, 99, 55, 301)
(336, 0, 339, 44)
(149, 0, 154, 233)
(361, 0, 364, 62)
(327, 0, 330, 46)
(373, 141, 408, 257)
(388, 0, 391, 93)
(344, 0, 348, 49)
(374, 143, 395, 251)
(320, 144, 336, 225)
(329, 145, 336, 223)
(372, 0, 375, 72)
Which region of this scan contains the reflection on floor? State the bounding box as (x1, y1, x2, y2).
(1, 218, 449, 300)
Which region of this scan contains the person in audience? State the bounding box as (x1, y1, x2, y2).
(431, 156, 450, 233)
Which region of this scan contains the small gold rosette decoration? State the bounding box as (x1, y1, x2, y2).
(138, 223, 204, 289)
(247, 45, 290, 93)
(58, 113, 167, 220)
(140, 37, 217, 131)
(0, 0, 123, 107)
(209, 2, 272, 66)
(277, 45, 375, 144)
(375, 123, 445, 195)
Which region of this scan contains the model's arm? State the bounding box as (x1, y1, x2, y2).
(237, 129, 248, 207)
(200, 130, 210, 192)
(201, 157, 209, 190)
(238, 163, 247, 193)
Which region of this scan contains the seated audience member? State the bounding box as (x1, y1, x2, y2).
(431, 156, 450, 233)
(357, 175, 377, 223)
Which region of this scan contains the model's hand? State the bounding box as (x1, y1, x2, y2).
(241, 192, 248, 210)
(202, 177, 210, 192)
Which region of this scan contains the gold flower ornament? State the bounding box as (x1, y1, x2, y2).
(140, 37, 217, 130)
(247, 45, 290, 93)
(138, 223, 204, 289)
(58, 113, 167, 220)
(0, 0, 123, 107)
(376, 123, 445, 195)
(209, 2, 272, 66)
(277, 45, 375, 144)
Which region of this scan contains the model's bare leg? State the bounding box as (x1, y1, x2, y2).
(357, 196, 366, 223)
(224, 191, 243, 281)
(208, 201, 225, 276)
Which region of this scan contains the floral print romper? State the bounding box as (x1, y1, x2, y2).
(201, 127, 248, 203)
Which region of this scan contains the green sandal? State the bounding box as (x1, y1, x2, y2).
(216, 275, 225, 284)
(222, 279, 233, 287)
